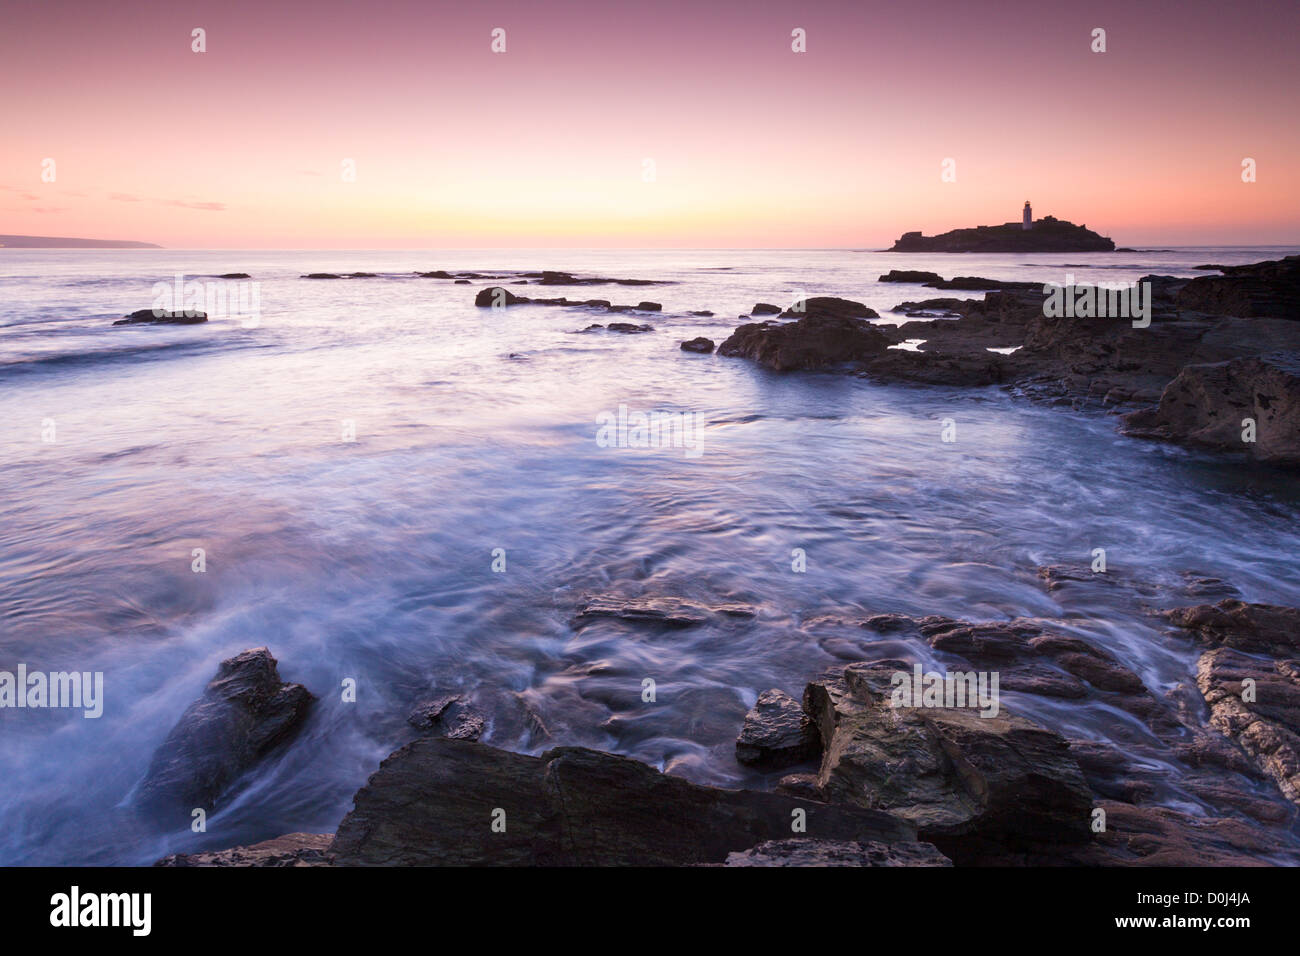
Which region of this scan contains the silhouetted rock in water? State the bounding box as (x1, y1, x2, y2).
(135, 648, 315, 823)
(407, 694, 485, 741)
(571, 595, 755, 629)
(1164, 599, 1300, 657)
(1174, 254, 1300, 318)
(1121, 355, 1300, 466)
(1197, 648, 1300, 808)
(751, 302, 782, 315)
(718, 313, 890, 371)
(801, 661, 1093, 863)
(301, 273, 343, 279)
(113, 309, 207, 326)
(889, 215, 1115, 252)
(454, 279, 470, 284)
(576, 322, 654, 333)
(347, 272, 377, 278)
(735, 689, 821, 769)
(216, 272, 250, 279)
(680, 336, 715, 353)
(878, 270, 1038, 291)
(155, 833, 333, 867)
(327, 738, 919, 865)
(779, 296, 878, 320)
(474, 286, 659, 313)
(878, 270, 944, 284)
(525, 270, 666, 287)
(721, 838, 950, 867)
(688, 310, 714, 316)
(416, 270, 456, 278)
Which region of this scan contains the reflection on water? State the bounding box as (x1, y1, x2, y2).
(2, 248, 1299, 864)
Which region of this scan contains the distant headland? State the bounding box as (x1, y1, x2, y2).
(0, 234, 162, 249)
(888, 203, 1115, 253)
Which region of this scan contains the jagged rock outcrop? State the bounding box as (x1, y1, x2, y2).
(136, 648, 315, 823)
(1197, 648, 1300, 807)
(1121, 354, 1300, 466)
(801, 661, 1093, 856)
(1175, 254, 1300, 318)
(735, 689, 821, 769)
(328, 738, 919, 865)
(1164, 599, 1300, 657)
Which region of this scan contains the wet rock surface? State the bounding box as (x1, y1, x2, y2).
(136, 648, 315, 823)
(720, 838, 951, 867)
(679, 336, 715, 353)
(328, 738, 920, 866)
(155, 833, 333, 867)
(735, 688, 821, 769)
(718, 312, 890, 371)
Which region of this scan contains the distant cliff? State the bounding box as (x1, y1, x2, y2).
(888, 216, 1114, 253)
(0, 234, 162, 249)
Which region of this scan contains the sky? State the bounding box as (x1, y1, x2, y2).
(2, 0, 1298, 248)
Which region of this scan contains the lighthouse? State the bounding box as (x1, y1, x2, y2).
(1023, 201, 1033, 230)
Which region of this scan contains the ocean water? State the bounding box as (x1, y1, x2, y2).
(2, 246, 1299, 865)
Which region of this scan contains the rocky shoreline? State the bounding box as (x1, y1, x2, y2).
(150, 580, 1300, 867)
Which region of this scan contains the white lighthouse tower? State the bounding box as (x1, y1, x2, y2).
(1022, 201, 1033, 230)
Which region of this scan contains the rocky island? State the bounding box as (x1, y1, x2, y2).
(889, 203, 1115, 253)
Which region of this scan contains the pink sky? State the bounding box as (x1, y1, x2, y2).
(3, 0, 1298, 248)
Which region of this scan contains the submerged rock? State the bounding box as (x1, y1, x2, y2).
(735, 688, 821, 770)
(407, 694, 485, 741)
(135, 648, 315, 823)
(329, 738, 919, 865)
(114, 309, 207, 326)
(680, 336, 715, 353)
(571, 595, 755, 629)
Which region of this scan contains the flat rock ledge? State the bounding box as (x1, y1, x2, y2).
(327, 737, 923, 866)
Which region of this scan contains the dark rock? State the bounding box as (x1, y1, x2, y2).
(301, 273, 343, 279)
(571, 596, 755, 629)
(735, 689, 821, 769)
(454, 279, 470, 284)
(216, 273, 250, 279)
(407, 694, 486, 741)
(751, 303, 782, 315)
(475, 286, 527, 307)
(721, 838, 950, 867)
(888, 215, 1114, 253)
(878, 270, 944, 284)
(803, 661, 1093, 856)
(136, 648, 315, 822)
(1164, 599, 1300, 656)
(688, 310, 714, 317)
(1174, 254, 1300, 318)
(635, 301, 661, 312)
(780, 296, 878, 320)
(328, 737, 920, 866)
(680, 337, 715, 353)
(605, 322, 654, 333)
(155, 833, 333, 867)
(718, 313, 891, 371)
(114, 309, 207, 326)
